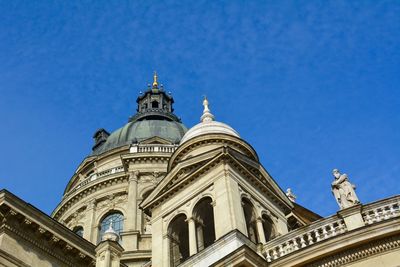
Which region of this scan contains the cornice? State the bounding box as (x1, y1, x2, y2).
(142, 152, 226, 213)
(142, 147, 291, 215)
(169, 133, 259, 171)
(0, 193, 96, 266)
(53, 173, 128, 220)
(64, 146, 130, 195)
(4, 224, 94, 266)
(121, 153, 170, 165)
(227, 153, 293, 212)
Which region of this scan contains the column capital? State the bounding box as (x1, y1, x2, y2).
(186, 217, 196, 223)
(129, 170, 140, 182)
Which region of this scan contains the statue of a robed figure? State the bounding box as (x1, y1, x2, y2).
(331, 169, 360, 209)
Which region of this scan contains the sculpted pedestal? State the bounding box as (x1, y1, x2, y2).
(337, 204, 365, 231)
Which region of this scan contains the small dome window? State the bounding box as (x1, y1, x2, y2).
(152, 101, 159, 108)
(73, 226, 84, 237)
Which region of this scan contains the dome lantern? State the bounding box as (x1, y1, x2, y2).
(91, 73, 187, 155)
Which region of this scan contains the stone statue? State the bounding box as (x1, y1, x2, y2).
(331, 169, 360, 209)
(285, 188, 297, 202)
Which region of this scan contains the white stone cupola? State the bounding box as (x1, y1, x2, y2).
(141, 98, 294, 267)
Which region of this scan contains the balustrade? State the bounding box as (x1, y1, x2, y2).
(263, 218, 346, 263)
(362, 196, 400, 225)
(66, 166, 125, 196)
(130, 144, 177, 154)
(262, 195, 399, 263)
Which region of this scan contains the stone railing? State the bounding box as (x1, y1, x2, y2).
(66, 166, 125, 197)
(262, 195, 400, 263)
(263, 216, 347, 262)
(129, 144, 177, 154)
(362, 195, 400, 225)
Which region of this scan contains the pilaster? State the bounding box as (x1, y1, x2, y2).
(213, 170, 247, 239)
(84, 199, 97, 242)
(123, 170, 140, 251)
(126, 170, 139, 230)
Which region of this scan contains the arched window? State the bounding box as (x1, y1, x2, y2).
(168, 214, 189, 267)
(98, 211, 124, 243)
(242, 198, 258, 243)
(193, 197, 215, 251)
(262, 214, 277, 242)
(73, 226, 84, 237)
(152, 100, 159, 108)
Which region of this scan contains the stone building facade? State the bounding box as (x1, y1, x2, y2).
(1, 74, 399, 267)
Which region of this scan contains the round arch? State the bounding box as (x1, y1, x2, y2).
(241, 197, 259, 244)
(168, 214, 189, 267)
(192, 197, 216, 251)
(72, 225, 84, 237)
(97, 210, 124, 243)
(261, 213, 277, 242)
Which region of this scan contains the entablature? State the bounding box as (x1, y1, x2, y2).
(0, 190, 96, 266)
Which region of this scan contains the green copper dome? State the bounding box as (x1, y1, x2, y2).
(91, 73, 187, 155)
(92, 120, 187, 154)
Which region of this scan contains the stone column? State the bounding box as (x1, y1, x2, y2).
(256, 217, 267, 244)
(126, 170, 139, 231)
(84, 199, 97, 242)
(187, 217, 198, 256)
(196, 224, 204, 251)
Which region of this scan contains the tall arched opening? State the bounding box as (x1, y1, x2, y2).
(168, 214, 189, 267)
(193, 197, 216, 251)
(242, 198, 258, 243)
(262, 214, 277, 242)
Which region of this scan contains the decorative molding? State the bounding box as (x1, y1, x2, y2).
(308, 234, 400, 267)
(5, 224, 86, 266)
(54, 174, 128, 220)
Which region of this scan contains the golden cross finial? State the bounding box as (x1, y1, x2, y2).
(152, 71, 158, 88)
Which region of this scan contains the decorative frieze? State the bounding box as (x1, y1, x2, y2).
(308, 234, 400, 267)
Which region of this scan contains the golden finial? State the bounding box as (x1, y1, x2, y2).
(152, 71, 158, 88)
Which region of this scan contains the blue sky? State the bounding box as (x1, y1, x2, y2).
(0, 1, 399, 217)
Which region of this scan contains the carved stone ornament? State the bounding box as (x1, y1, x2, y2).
(144, 214, 152, 234)
(286, 188, 297, 202)
(331, 169, 360, 210)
